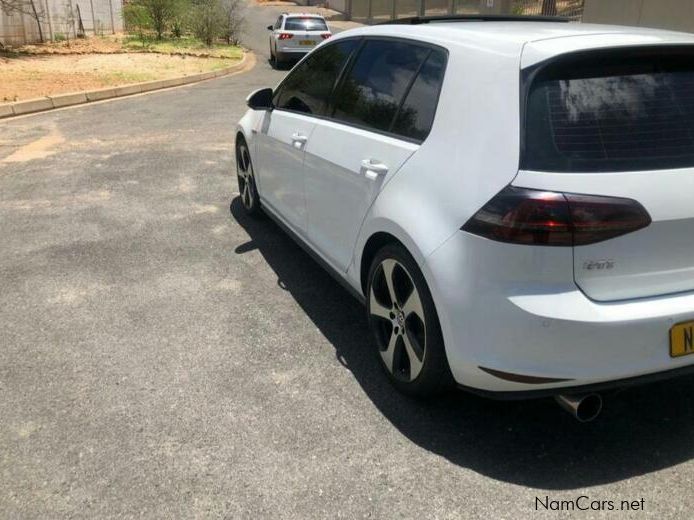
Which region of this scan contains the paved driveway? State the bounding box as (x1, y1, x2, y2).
(1, 4, 694, 519)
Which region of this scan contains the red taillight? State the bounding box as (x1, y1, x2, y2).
(321, 33, 332, 39)
(278, 33, 293, 40)
(461, 187, 651, 247)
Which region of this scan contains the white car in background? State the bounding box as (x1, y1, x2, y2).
(237, 15, 694, 422)
(267, 13, 332, 67)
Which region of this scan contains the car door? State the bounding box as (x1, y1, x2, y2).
(255, 39, 357, 233)
(304, 40, 448, 272)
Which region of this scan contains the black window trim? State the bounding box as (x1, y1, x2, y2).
(388, 48, 434, 135)
(272, 35, 449, 146)
(519, 44, 694, 173)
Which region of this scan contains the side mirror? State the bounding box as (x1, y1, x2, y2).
(246, 88, 274, 111)
(267, 25, 273, 30)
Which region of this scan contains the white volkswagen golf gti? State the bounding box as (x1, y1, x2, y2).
(236, 15, 694, 421)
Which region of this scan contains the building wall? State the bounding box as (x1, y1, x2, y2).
(0, 0, 123, 46)
(584, 0, 694, 32)
(326, 0, 348, 14)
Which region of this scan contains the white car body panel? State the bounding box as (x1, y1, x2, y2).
(237, 21, 694, 395)
(255, 110, 316, 233)
(515, 168, 694, 301)
(305, 119, 419, 272)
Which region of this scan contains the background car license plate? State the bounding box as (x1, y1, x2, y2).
(670, 321, 694, 357)
(299, 40, 315, 46)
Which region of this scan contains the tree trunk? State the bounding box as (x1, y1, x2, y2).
(29, 0, 44, 43)
(541, 0, 557, 16)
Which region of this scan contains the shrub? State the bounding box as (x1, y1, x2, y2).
(188, 0, 224, 46)
(123, 3, 152, 45)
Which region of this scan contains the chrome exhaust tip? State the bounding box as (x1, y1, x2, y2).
(555, 393, 603, 423)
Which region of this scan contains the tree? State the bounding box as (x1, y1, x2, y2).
(132, 0, 183, 40)
(1, 0, 46, 43)
(220, 0, 244, 45)
(123, 2, 152, 46)
(541, 0, 557, 16)
(189, 0, 223, 46)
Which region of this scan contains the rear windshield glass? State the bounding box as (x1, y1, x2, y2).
(285, 17, 328, 31)
(523, 48, 694, 173)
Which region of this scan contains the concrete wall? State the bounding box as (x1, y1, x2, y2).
(326, 0, 348, 14)
(584, 0, 694, 32)
(0, 0, 123, 46)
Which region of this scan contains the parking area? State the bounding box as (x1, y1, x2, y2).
(2, 3, 694, 518)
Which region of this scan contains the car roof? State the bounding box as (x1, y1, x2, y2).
(332, 21, 694, 66)
(284, 13, 325, 19)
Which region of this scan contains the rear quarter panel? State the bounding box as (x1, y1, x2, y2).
(352, 42, 523, 284)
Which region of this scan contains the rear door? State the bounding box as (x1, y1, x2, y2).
(304, 40, 447, 271)
(520, 46, 694, 301)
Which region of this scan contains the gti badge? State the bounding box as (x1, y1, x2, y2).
(583, 260, 615, 271)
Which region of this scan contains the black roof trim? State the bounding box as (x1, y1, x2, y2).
(378, 14, 570, 25)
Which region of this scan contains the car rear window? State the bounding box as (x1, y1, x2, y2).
(523, 47, 694, 173)
(284, 17, 328, 31)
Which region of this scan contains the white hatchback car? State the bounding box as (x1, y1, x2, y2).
(237, 16, 694, 421)
(267, 13, 332, 67)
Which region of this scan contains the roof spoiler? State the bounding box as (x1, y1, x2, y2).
(378, 14, 570, 25)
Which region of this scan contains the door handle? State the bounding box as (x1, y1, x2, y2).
(360, 159, 389, 179)
(291, 133, 308, 149)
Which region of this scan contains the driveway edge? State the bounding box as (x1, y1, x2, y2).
(0, 52, 251, 120)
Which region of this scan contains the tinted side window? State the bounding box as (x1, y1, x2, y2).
(274, 17, 282, 30)
(391, 49, 446, 141)
(331, 40, 430, 133)
(274, 40, 358, 115)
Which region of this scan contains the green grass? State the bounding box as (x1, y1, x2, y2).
(122, 36, 243, 59)
(101, 71, 158, 85)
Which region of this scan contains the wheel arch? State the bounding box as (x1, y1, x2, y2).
(235, 130, 247, 156)
(357, 222, 428, 296)
(360, 232, 401, 295)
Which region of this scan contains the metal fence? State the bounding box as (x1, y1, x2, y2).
(347, 0, 584, 24)
(0, 0, 123, 46)
(511, 0, 584, 20)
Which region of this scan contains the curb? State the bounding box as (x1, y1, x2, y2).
(0, 52, 250, 120)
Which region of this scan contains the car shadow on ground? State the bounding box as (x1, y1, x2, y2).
(230, 197, 694, 490)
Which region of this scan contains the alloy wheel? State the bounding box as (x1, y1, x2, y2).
(236, 143, 255, 210)
(369, 258, 427, 382)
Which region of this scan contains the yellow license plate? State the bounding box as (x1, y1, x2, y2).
(670, 321, 694, 357)
(299, 40, 315, 46)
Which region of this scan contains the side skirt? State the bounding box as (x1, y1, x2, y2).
(259, 200, 366, 306)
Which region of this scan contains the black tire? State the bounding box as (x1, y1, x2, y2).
(366, 243, 453, 397)
(235, 136, 262, 217)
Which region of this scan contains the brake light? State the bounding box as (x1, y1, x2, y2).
(461, 187, 651, 247)
(278, 33, 293, 40)
(321, 33, 332, 39)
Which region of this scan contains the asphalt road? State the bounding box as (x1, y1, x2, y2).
(2, 4, 694, 519)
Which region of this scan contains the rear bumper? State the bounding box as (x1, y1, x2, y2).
(424, 231, 694, 394)
(459, 363, 694, 400)
(275, 48, 312, 61)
